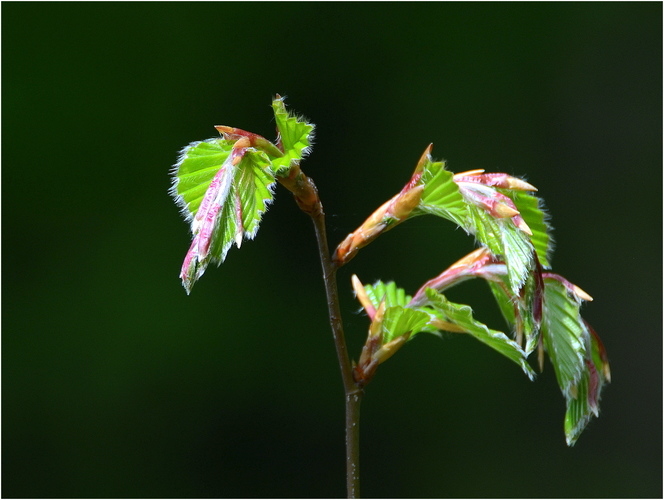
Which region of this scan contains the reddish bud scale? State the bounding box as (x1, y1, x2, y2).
(333, 184, 424, 266)
(332, 200, 392, 266)
(231, 143, 249, 165)
(374, 333, 410, 364)
(180, 235, 200, 282)
(409, 248, 505, 306)
(391, 184, 424, 219)
(215, 125, 254, 140)
(429, 319, 468, 333)
(197, 201, 222, 257)
(585, 320, 611, 382)
(488, 190, 521, 218)
(353, 360, 378, 388)
(400, 171, 423, 194)
(412, 144, 433, 174)
(454, 173, 537, 192)
(542, 273, 593, 302)
(458, 184, 518, 218)
(538, 337, 545, 372)
(457, 182, 533, 234)
(195, 163, 228, 227)
(275, 162, 321, 216)
(586, 359, 600, 416)
(352, 275, 376, 320)
(215, 126, 284, 158)
(532, 254, 544, 326)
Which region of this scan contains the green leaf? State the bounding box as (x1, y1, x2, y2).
(413, 159, 468, 227)
(465, 202, 534, 294)
(271, 96, 315, 174)
(541, 278, 586, 399)
(414, 162, 536, 294)
(563, 366, 593, 446)
(502, 190, 553, 268)
(171, 142, 276, 293)
(424, 288, 536, 380)
(361, 281, 429, 343)
(213, 151, 276, 254)
(381, 306, 431, 344)
(487, 272, 541, 356)
(171, 139, 235, 219)
(363, 280, 412, 309)
(540, 277, 609, 445)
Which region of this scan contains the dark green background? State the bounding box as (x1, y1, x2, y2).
(3, 2, 661, 498)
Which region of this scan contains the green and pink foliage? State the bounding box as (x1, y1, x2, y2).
(170, 96, 609, 446)
(343, 148, 608, 444)
(540, 274, 610, 445)
(170, 97, 314, 293)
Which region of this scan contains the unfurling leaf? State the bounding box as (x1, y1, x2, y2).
(412, 146, 468, 227)
(271, 95, 315, 174)
(352, 275, 535, 385)
(409, 247, 507, 307)
(170, 96, 315, 293)
(453, 171, 537, 294)
(351, 278, 430, 386)
(486, 257, 543, 357)
(503, 190, 553, 269)
(333, 145, 545, 294)
(540, 275, 609, 446)
(171, 141, 276, 293)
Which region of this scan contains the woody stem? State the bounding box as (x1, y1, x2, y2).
(309, 200, 363, 498)
(283, 171, 363, 498)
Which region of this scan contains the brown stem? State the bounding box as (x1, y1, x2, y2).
(310, 204, 363, 498)
(280, 169, 363, 497)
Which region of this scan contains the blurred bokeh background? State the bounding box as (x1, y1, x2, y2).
(3, 2, 661, 498)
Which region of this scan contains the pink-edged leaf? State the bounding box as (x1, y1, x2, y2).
(171, 140, 276, 293)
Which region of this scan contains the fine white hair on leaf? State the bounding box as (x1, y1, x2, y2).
(169, 138, 219, 224)
(535, 194, 555, 268)
(274, 94, 316, 159)
(243, 178, 277, 242)
(297, 115, 316, 158)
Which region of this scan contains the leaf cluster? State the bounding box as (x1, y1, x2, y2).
(170, 97, 610, 445)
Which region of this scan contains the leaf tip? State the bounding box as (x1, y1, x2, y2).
(414, 143, 434, 174)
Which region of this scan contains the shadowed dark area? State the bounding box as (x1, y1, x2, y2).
(3, 3, 661, 498)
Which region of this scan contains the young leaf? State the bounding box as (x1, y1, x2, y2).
(271, 96, 315, 175)
(563, 364, 594, 446)
(487, 268, 542, 356)
(423, 288, 536, 380)
(170, 97, 318, 293)
(355, 277, 535, 380)
(358, 280, 428, 342)
(541, 278, 587, 399)
(541, 275, 609, 445)
(171, 141, 276, 293)
(381, 306, 431, 344)
(502, 190, 553, 269)
(413, 153, 468, 227)
(170, 138, 236, 220)
(362, 279, 413, 310)
(352, 278, 430, 386)
(464, 198, 535, 294)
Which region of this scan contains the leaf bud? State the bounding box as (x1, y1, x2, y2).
(391, 184, 425, 219)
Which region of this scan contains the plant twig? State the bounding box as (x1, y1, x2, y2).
(280, 171, 363, 498)
(310, 204, 363, 498)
